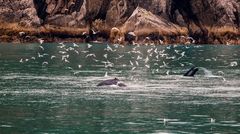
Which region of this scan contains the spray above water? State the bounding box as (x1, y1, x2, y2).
(199, 67, 226, 81)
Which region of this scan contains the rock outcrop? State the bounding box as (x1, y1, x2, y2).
(0, 0, 239, 44)
(0, 0, 40, 26)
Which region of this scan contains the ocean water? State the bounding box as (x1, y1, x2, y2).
(0, 43, 240, 134)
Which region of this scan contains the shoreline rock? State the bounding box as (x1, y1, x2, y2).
(0, 22, 239, 45)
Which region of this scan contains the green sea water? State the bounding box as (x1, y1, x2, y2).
(0, 43, 240, 134)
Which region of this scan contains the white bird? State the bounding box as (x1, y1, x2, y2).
(160, 61, 167, 68)
(104, 62, 114, 68)
(66, 67, 73, 70)
(154, 48, 158, 54)
(122, 64, 127, 67)
(91, 29, 98, 35)
(166, 70, 170, 75)
(130, 61, 134, 66)
(104, 72, 108, 77)
(212, 58, 217, 61)
(159, 39, 164, 45)
(103, 54, 108, 59)
(85, 54, 96, 58)
(19, 59, 24, 63)
(39, 45, 44, 51)
(87, 44, 92, 49)
(135, 61, 139, 66)
(19, 32, 25, 37)
(132, 41, 139, 46)
(145, 65, 150, 68)
(68, 47, 75, 51)
(174, 50, 180, 54)
(81, 50, 89, 53)
(128, 32, 136, 37)
(166, 56, 176, 60)
(25, 59, 29, 62)
(82, 32, 87, 35)
(210, 118, 216, 123)
(43, 53, 49, 56)
(64, 58, 70, 63)
(58, 44, 65, 49)
(149, 52, 153, 57)
(230, 61, 238, 67)
(62, 55, 69, 61)
(42, 62, 48, 65)
(93, 59, 99, 62)
(105, 45, 114, 52)
(51, 56, 56, 59)
(145, 56, 149, 63)
(73, 43, 79, 47)
(187, 37, 196, 44)
(163, 61, 167, 67)
(181, 52, 185, 57)
(38, 38, 44, 44)
(74, 50, 79, 55)
(226, 41, 230, 46)
(31, 57, 36, 60)
(131, 67, 136, 71)
(78, 65, 82, 68)
(115, 54, 124, 60)
(118, 37, 124, 42)
(38, 53, 44, 58)
(147, 48, 153, 53)
(137, 55, 142, 60)
(59, 51, 67, 54)
(163, 118, 169, 125)
(217, 71, 224, 75)
(59, 42, 65, 46)
(73, 71, 81, 75)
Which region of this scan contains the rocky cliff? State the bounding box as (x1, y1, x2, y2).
(0, 0, 239, 44)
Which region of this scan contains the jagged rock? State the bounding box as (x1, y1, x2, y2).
(168, 0, 240, 33)
(0, 0, 40, 26)
(106, 0, 136, 26)
(120, 7, 187, 40)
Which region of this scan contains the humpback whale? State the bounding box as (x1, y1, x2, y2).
(184, 67, 199, 77)
(97, 78, 127, 87)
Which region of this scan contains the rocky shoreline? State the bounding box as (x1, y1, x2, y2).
(0, 0, 239, 45)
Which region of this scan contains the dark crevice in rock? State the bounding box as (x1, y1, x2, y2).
(33, 0, 48, 24)
(74, 0, 84, 12)
(170, 0, 209, 43)
(94, 0, 111, 20)
(233, 10, 240, 27)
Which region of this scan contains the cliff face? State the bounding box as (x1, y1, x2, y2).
(0, 0, 40, 26)
(0, 0, 239, 44)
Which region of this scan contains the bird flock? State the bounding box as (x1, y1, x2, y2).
(18, 39, 190, 76)
(18, 39, 238, 77)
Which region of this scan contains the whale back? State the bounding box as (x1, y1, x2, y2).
(184, 67, 199, 77)
(97, 78, 119, 86)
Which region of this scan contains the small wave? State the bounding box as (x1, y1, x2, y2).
(199, 67, 225, 80)
(190, 115, 209, 118)
(124, 122, 145, 125)
(0, 125, 13, 128)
